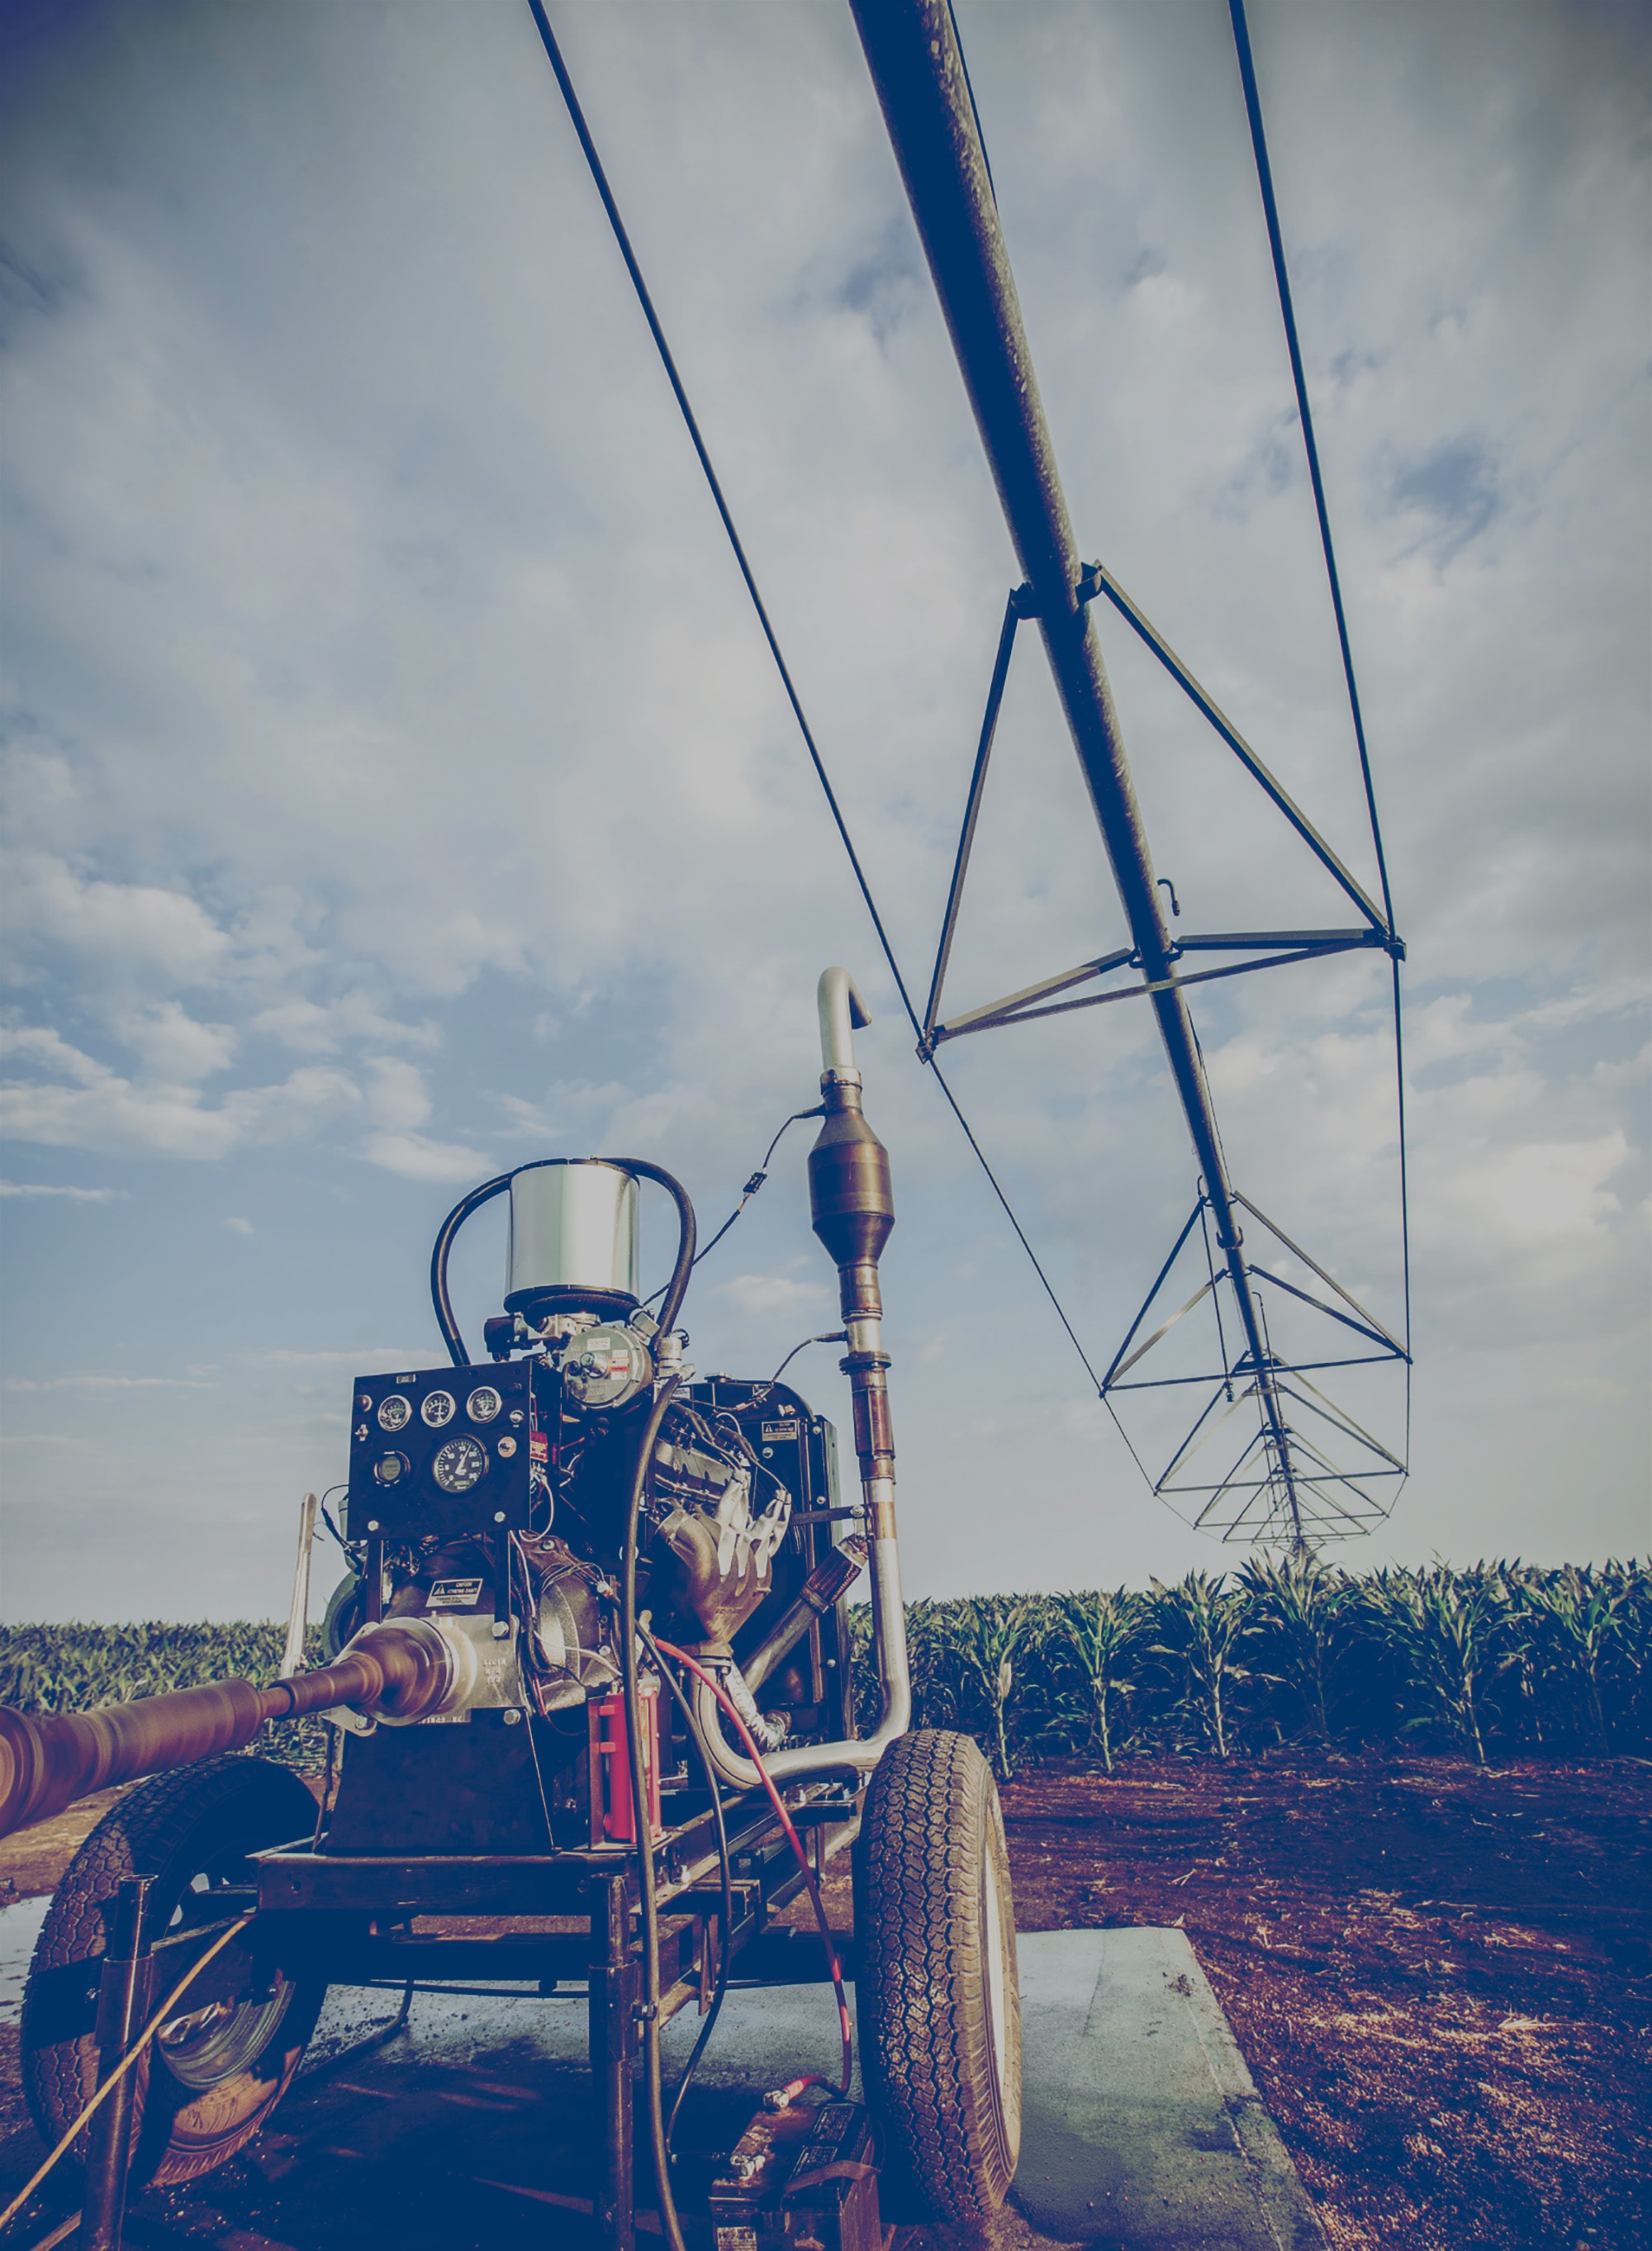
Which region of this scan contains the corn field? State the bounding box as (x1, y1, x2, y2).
(1, 1558, 1647, 1782)
(850, 1558, 1652, 1775)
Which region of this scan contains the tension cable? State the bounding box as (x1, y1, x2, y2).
(525, 2, 1110, 1396)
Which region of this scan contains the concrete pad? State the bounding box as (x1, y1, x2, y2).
(0, 1906, 1323, 2249)
(0, 1895, 50, 2027)
(1015, 1929, 1325, 2250)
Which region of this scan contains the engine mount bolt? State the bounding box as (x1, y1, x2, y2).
(491, 1620, 510, 1640)
(366, 1519, 381, 1533)
(502, 1707, 523, 1726)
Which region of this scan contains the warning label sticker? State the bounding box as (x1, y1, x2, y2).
(427, 1577, 485, 1610)
(760, 1422, 799, 1444)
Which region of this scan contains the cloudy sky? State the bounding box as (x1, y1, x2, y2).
(1, 0, 1646, 1620)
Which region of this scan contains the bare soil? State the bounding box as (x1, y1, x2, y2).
(2, 1755, 1648, 2249)
(997, 1749, 1652, 2251)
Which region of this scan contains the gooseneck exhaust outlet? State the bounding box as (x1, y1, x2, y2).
(693, 967, 911, 1789)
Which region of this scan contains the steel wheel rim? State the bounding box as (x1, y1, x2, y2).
(981, 1841, 1009, 2093)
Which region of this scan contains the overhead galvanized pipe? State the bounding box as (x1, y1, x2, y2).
(848, 0, 1304, 1534)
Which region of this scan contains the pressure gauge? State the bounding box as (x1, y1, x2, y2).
(377, 1394, 412, 1433)
(373, 1452, 410, 1486)
(467, 1385, 503, 1425)
(432, 1436, 487, 1494)
(421, 1390, 457, 1428)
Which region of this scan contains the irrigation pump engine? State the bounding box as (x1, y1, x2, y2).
(0, 971, 1022, 2251)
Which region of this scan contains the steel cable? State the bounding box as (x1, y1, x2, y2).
(525, 2, 1108, 1397)
(1229, 0, 1412, 1399)
(524, 2, 1408, 1459)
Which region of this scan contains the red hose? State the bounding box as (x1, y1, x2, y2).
(653, 1639, 852, 2099)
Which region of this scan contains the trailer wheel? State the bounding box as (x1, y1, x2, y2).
(854, 1729, 1021, 2224)
(21, 1754, 326, 2189)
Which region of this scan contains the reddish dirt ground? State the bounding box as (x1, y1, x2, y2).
(3, 1755, 1649, 2249)
(997, 1750, 1652, 2251)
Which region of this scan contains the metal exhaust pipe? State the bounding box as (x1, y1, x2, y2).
(694, 970, 911, 1788)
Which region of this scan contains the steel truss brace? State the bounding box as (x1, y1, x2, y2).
(852, 0, 1406, 1548)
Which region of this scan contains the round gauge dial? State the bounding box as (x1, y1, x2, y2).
(432, 1437, 487, 1494)
(373, 1452, 409, 1486)
(377, 1395, 412, 1432)
(467, 1386, 503, 1425)
(421, 1390, 457, 1428)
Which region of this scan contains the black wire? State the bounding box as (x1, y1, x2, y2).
(926, 1056, 1106, 1391)
(640, 1622, 734, 2157)
(1227, 0, 1397, 942)
(1228, 0, 1411, 1484)
(641, 1107, 824, 1310)
(945, 0, 997, 207)
(524, 6, 1107, 1399)
(769, 1332, 848, 1389)
(527, 0, 1410, 1455)
(620, 1375, 689, 2251)
(525, 0, 923, 1041)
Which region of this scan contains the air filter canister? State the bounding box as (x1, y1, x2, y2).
(506, 1161, 639, 1320)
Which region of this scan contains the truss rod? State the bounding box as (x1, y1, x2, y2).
(1077, 560, 1391, 934)
(850, 0, 1310, 1541)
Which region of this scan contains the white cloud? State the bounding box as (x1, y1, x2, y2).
(714, 1272, 833, 1322)
(0, 0, 1645, 1603)
(116, 1002, 237, 1085)
(361, 1130, 491, 1181)
(0, 853, 231, 985)
(223, 1214, 254, 1233)
(0, 1027, 359, 1158)
(0, 1179, 122, 1200)
(4, 1374, 213, 1392)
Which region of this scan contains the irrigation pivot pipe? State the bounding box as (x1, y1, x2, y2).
(848, 0, 1308, 1540)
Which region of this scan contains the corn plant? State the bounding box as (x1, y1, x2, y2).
(1518, 1563, 1635, 1755)
(1055, 1589, 1146, 1773)
(947, 1597, 1032, 1778)
(1357, 1564, 1525, 1765)
(1237, 1551, 1355, 1738)
(1146, 1574, 1256, 1758)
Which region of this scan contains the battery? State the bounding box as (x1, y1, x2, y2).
(708, 2097, 881, 2251)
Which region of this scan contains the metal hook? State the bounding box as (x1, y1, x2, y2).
(1158, 877, 1180, 918)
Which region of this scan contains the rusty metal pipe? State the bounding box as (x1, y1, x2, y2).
(0, 1622, 450, 1841)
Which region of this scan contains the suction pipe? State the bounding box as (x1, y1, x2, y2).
(692, 968, 910, 1789)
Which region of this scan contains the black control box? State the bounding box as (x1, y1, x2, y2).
(344, 1362, 539, 1541)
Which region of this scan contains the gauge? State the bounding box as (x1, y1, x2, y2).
(373, 1452, 409, 1486)
(432, 1437, 487, 1494)
(421, 1390, 457, 1428)
(496, 1436, 517, 1458)
(467, 1386, 503, 1425)
(377, 1395, 412, 1432)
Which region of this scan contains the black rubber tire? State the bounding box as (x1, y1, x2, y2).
(854, 1729, 1022, 2225)
(21, 1755, 325, 2189)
